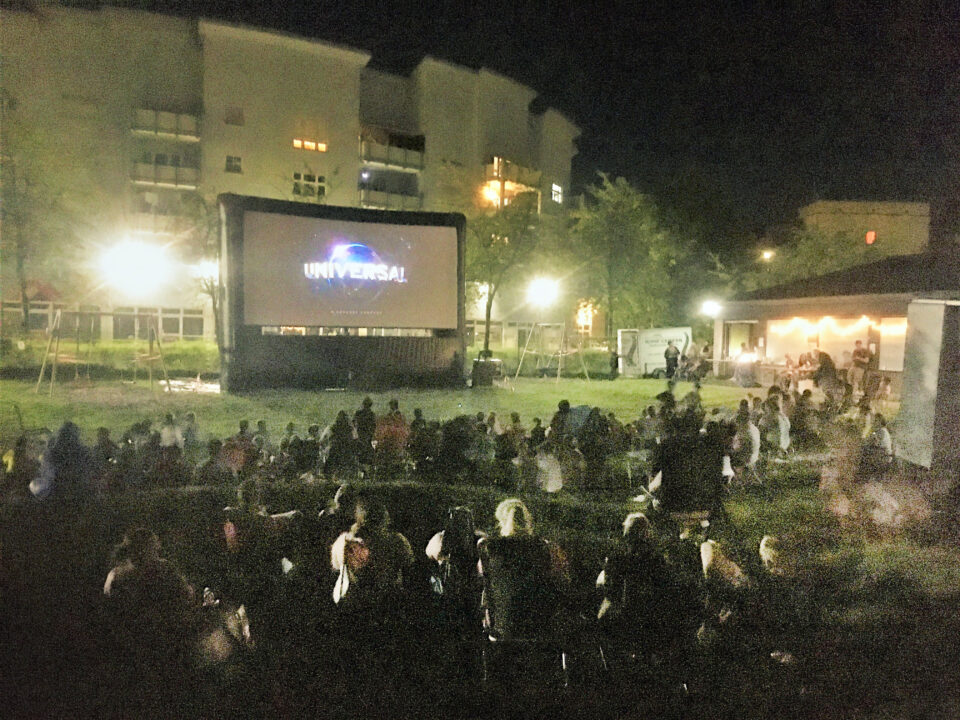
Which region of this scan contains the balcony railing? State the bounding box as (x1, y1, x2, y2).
(132, 109, 201, 141)
(484, 158, 540, 187)
(359, 188, 423, 211)
(360, 140, 424, 171)
(131, 163, 200, 189)
(128, 212, 189, 236)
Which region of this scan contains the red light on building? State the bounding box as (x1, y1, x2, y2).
(865, 230, 876, 245)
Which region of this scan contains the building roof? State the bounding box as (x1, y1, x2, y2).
(735, 251, 960, 302)
(798, 200, 930, 220)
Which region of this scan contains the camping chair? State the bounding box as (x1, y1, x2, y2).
(478, 536, 570, 686)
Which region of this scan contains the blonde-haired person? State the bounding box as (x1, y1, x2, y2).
(596, 513, 684, 648)
(478, 499, 570, 639)
(494, 497, 534, 537)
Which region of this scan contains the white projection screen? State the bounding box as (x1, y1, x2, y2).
(242, 210, 459, 329)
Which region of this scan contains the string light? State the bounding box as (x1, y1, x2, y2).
(768, 316, 906, 338)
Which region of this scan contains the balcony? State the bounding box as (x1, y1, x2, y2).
(132, 109, 201, 142)
(128, 212, 189, 236)
(360, 140, 424, 171)
(484, 157, 541, 188)
(359, 188, 423, 211)
(131, 162, 200, 189)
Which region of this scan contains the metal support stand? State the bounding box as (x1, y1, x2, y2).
(35, 310, 62, 395)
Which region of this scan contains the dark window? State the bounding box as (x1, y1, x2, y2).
(224, 106, 244, 126)
(162, 316, 180, 335)
(182, 316, 204, 337)
(225, 156, 242, 173)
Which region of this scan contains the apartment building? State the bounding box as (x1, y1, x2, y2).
(1, 6, 579, 340)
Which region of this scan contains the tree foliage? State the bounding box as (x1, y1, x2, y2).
(0, 99, 80, 333)
(570, 174, 687, 333)
(739, 226, 882, 292)
(465, 191, 544, 352)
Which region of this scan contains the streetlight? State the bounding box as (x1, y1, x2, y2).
(701, 299, 722, 318)
(761, 249, 775, 261)
(527, 277, 559, 308)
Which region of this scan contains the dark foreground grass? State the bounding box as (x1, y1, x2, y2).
(0, 377, 751, 447)
(3, 453, 960, 718)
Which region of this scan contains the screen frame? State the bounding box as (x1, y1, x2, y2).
(218, 194, 466, 391)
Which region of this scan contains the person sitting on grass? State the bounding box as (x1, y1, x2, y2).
(91, 426, 120, 489)
(197, 438, 233, 485)
(598, 513, 694, 656)
(40, 421, 92, 498)
(477, 499, 571, 640)
(103, 527, 198, 711)
(426, 506, 487, 634)
(330, 496, 414, 618)
(729, 409, 761, 484)
(855, 413, 894, 482)
(104, 527, 197, 662)
(528, 417, 546, 449)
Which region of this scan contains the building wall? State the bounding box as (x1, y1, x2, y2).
(536, 108, 579, 207)
(199, 22, 369, 207)
(798, 200, 930, 255)
(359, 68, 416, 133)
(477, 71, 538, 169)
(2, 7, 579, 337)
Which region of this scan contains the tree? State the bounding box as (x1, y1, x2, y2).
(570, 174, 687, 334)
(739, 226, 882, 292)
(0, 93, 74, 334)
(176, 192, 226, 351)
(465, 191, 544, 353)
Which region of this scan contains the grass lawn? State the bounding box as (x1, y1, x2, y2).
(4, 374, 958, 717)
(0, 376, 752, 446)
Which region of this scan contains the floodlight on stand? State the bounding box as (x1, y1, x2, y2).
(527, 277, 559, 308)
(98, 239, 171, 299)
(701, 300, 722, 318)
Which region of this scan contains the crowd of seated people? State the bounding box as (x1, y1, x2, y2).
(0, 376, 904, 715)
(0, 377, 897, 505)
(91, 484, 823, 706)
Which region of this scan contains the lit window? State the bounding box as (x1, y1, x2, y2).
(551, 183, 563, 204)
(865, 230, 876, 245)
(492, 156, 503, 176)
(293, 138, 328, 152)
(225, 156, 242, 173)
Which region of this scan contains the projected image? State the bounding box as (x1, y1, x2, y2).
(242, 211, 458, 329)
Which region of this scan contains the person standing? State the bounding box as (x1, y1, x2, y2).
(353, 397, 376, 465)
(664, 341, 681, 379)
(850, 340, 871, 395)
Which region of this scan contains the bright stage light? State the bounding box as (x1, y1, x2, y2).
(192, 260, 219, 282)
(701, 300, 722, 318)
(527, 277, 559, 308)
(99, 240, 171, 298)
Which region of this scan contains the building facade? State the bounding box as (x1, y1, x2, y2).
(1, 6, 579, 341)
(798, 200, 930, 255)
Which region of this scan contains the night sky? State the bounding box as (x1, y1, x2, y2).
(129, 0, 960, 252)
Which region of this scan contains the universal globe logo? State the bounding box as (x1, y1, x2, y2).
(304, 243, 407, 284)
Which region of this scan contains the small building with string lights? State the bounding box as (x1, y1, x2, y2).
(710, 248, 960, 392)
